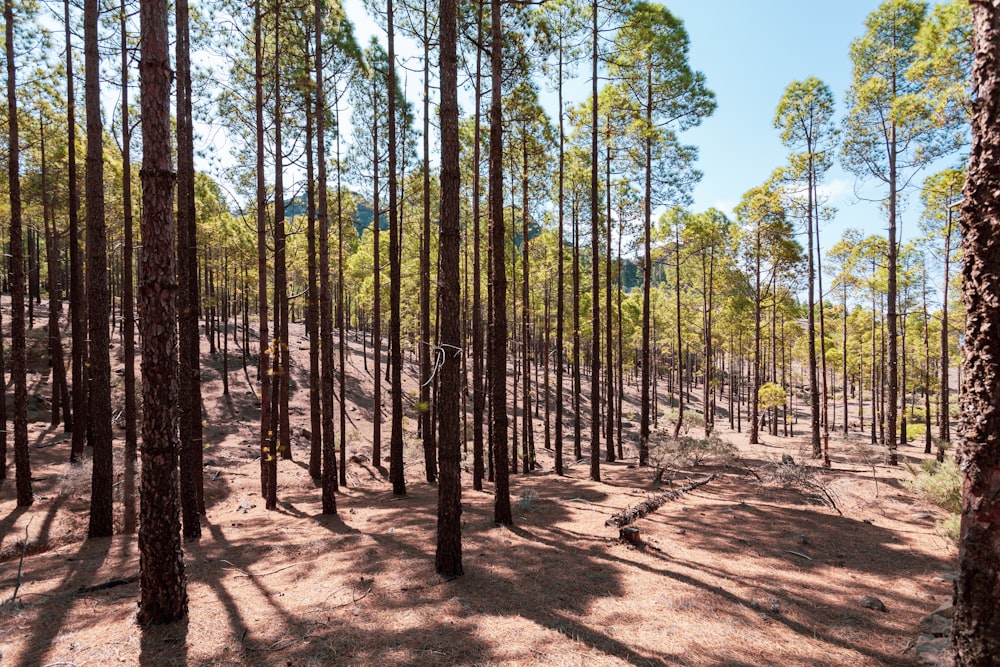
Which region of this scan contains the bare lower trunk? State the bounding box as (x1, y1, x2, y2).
(953, 4, 1000, 663)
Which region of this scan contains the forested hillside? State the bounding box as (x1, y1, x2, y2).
(1, 0, 998, 664)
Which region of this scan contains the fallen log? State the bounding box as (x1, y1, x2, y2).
(605, 474, 717, 528)
(76, 575, 139, 595)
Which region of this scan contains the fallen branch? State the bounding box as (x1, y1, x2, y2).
(787, 550, 813, 561)
(76, 574, 139, 594)
(222, 561, 298, 579)
(7, 518, 32, 605)
(605, 474, 716, 528)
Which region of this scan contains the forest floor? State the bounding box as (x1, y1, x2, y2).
(0, 302, 957, 666)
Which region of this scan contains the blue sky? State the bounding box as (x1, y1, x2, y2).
(343, 0, 965, 253)
(663, 0, 951, 246)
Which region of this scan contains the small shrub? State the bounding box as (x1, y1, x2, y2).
(906, 423, 926, 442)
(938, 514, 960, 542)
(906, 457, 962, 542)
(517, 488, 539, 514)
(651, 433, 736, 469)
(906, 458, 961, 514)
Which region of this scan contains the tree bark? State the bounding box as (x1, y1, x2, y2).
(588, 0, 601, 483)
(435, 0, 462, 576)
(387, 0, 407, 496)
(120, 2, 137, 534)
(6, 0, 33, 506)
(85, 0, 113, 538)
(176, 0, 204, 539)
(488, 0, 511, 525)
(953, 3, 1000, 663)
(316, 0, 338, 514)
(254, 0, 274, 507)
(137, 0, 186, 622)
(471, 0, 486, 489)
(305, 71, 322, 481)
(420, 0, 436, 485)
(66, 0, 86, 465)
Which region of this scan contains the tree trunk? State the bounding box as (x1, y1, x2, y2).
(41, 122, 72, 433)
(807, 154, 821, 457)
(953, 4, 1000, 662)
(388, 0, 407, 495)
(315, 0, 337, 514)
(639, 133, 652, 465)
(5, 0, 32, 506)
(137, 0, 186, 622)
(419, 0, 436, 486)
(940, 197, 954, 444)
(435, 0, 462, 575)
(305, 73, 322, 481)
(673, 224, 684, 441)
(85, 0, 112, 537)
(120, 4, 137, 533)
(589, 0, 601, 484)
(604, 125, 614, 462)
(254, 0, 274, 507)
(176, 0, 203, 539)
(488, 0, 511, 525)
(336, 109, 348, 489)
(471, 0, 486, 489)
(273, 9, 291, 468)
(66, 0, 87, 465)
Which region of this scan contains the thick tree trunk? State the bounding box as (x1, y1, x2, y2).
(85, 0, 112, 537)
(137, 0, 186, 622)
(315, 0, 337, 514)
(953, 3, 1000, 663)
(6, 0, 32, 505)
(488, 0, 511, 525)
(176, 0, 204, 539)
(120, 3, 137, 533)
(435, 0, 462, 576)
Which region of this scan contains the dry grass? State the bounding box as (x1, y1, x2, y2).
(0, 304, 956, 666)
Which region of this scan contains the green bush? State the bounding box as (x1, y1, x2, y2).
(907, 457, 962, 514)
(906, 423, 926, 442)
(938, 514, 960, 542)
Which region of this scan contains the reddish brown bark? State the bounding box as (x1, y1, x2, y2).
(6, 0, 33, 506)
(435, 0, 462, 577)
(137, 0, 186, 624)
(953, 2, 1000, 663)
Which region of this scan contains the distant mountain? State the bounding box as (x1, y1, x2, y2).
(282, 194, 387, 238)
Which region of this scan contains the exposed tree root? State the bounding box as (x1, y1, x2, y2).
(605, 474, 717, 528)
